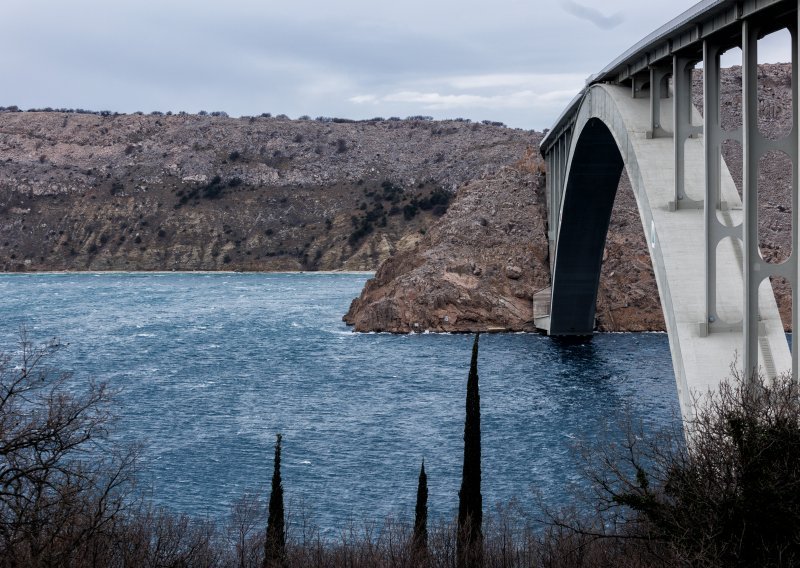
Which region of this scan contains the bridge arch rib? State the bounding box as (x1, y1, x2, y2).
(549, 117, 623, 335)
(547, 83, 791, 420)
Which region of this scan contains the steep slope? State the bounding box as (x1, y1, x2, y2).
(344, 152, 549, 332)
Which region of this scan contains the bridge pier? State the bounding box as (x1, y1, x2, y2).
(673, 53, 703, 210)
(647, 64, 672, 139)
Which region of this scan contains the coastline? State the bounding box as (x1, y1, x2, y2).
(0, 270, 376, 276)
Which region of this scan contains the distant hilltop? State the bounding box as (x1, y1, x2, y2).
(0, 111, 534, 273)
(0, 105, 508, 128)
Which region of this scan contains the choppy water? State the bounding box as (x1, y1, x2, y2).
(0, 272, 680, 530)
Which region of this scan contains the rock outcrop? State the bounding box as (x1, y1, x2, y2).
(344, 154, 549, 332)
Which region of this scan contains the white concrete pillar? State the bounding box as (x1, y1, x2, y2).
(742, 18, 762, 381)
(649, 65, 671, 138)
(673, 54, 703, 209)
(703, 40, 721, 335)
(703, 39, 744, 337)
(791, 18, 799, 381)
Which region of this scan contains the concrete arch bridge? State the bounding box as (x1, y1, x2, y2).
(537, 0, 799, 419)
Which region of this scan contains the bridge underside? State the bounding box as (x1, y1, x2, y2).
(548, 119, 623, 335)
(544, 85, 792, 419)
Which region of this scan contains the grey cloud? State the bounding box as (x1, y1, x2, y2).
(561, 0, 624, 29)
(5, 0, 691, 129)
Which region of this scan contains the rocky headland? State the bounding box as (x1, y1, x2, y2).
(344, 155, 550, 333)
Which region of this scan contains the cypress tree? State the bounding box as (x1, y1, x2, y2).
(264, 433, 286, 568)
(413, 459, 428, 559)
(457, 334, 482, 568)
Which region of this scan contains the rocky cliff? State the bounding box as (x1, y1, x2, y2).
(344, 152, 549, 333)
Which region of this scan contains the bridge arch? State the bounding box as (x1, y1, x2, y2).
(550, 85, 665, 338)
(546, 83, 790, 419)
(549, 116, 623, 335)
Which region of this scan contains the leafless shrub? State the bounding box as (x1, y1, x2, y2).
(0, 331, 137, 567)
(224, 492, 265, 568)
(112, 505, 221, 567)
(549, 369, 800, 567)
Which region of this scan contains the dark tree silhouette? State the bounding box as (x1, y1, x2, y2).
(457, 334, 482, 567)
(547, 370, 800, 567)
(264, 433, 285, 568)
(413, 459, 428, 561)
(0, 332, 136, 565)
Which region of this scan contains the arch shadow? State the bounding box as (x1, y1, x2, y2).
(549, 118, 624, 335)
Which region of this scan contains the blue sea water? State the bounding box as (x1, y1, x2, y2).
(0, 272, 680, 530)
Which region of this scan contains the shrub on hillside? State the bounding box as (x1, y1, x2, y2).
(561, 370, 800, 567)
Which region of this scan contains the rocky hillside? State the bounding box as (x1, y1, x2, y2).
(0, 113, 534, 271)
(346, 63, 794, 332)
(344, 153, 548, 333)
(2, 64, 792, 333)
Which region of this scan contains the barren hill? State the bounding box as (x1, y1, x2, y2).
(0, 113, 534, 271)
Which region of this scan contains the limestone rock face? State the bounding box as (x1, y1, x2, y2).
(0, 113, 534, 272)
(344, 159, 551, 333)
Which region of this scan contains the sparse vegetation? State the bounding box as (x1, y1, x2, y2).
(0, 103, 540, 273)
(347, 180, 452, 245)
(556, 370, 800, 567)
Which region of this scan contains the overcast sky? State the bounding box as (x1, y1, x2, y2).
(2, 0, 792, 130)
